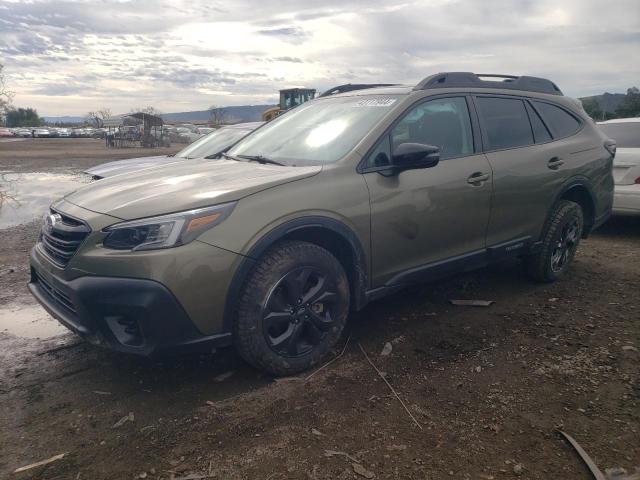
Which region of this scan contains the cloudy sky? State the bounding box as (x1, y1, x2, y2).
(1, 0, 638, 116)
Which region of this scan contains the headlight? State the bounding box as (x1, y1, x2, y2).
(102, 202, 236, 251)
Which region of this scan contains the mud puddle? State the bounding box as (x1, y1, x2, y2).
(0, 171, 93, 229)
(0, 302, 69, 339)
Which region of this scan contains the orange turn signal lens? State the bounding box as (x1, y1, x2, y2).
(186, 213, 222, 233)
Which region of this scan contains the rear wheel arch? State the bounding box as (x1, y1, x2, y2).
(559, 183, 595, 236)
(222, 217, 368, 333)
(544, 180, 595, 239)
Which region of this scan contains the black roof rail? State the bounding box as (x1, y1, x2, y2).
(414, 72, 563, 96)
(319, 83, 399, 97)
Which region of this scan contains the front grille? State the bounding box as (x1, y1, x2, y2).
(33, 270, 77, 314)
(39, 209, 91, 267)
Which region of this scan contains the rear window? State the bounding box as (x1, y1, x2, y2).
(476, 97, 533, 150)
(532, 101, 581, 138)
(598, 122, 640, 148)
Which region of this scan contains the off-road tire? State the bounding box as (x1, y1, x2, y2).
(234, 241, 350, 376)
(525, 200, 584, 283)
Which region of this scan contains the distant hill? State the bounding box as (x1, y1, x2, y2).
(42, 115, 84, 124)
(579, 92, 626, 113)
(161, 105, 275, 123)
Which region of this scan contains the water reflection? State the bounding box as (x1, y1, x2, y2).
(0, 171, 92, 229)
(0, 302, 69, 339)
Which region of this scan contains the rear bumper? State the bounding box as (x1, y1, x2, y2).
(29, 249, 232, 356)
(613, 184, 640, 216)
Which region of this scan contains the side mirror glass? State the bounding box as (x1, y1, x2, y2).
(391, 143, 440, 171)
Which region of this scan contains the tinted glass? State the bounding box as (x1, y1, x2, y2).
(364, 135, 392, 168)
(390, 97, 473, 159)
(176, 128, 252, 159)
(533, 101, 581, 138)
(598, 123, 640, 148)
(525, 102, 552, 143)
(230, 95, 399, 165)
(476, 97, 533, 150)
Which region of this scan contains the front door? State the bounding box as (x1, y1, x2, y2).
(362, 96, 493, 286)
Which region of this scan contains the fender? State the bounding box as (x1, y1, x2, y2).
(222, 216, 369, 333)
(542, 176, 597, 240)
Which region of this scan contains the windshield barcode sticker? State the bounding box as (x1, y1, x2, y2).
(355, 98, 397, 107)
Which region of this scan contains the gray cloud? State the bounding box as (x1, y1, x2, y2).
(0, 0, 638, 115)
(257, 27, 309, 40)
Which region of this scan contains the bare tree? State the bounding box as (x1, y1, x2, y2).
(131, 106, 161, 116)
(0, 64, 15, 121)
(208, 105, 227, 125)
(86, 108, 113, 127)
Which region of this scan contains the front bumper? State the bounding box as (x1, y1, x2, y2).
(29, 248, 233, 356)
(613, 184, 640, 216)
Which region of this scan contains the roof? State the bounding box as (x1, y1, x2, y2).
(279, 88, 316, 93)
(414, 72, 563, 96)
(103, 112, 163, 127)
(597, 117, 640, 124)
(319, 85, 412, 98)
(322, 72, 565, 99)
(319, 83, 399, 97)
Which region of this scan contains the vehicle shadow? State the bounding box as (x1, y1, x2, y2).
(13, 254, 541, 446)
(594, 216, 640, 238)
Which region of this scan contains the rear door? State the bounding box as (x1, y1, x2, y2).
(362, 96, 493, 286)
(475, 95, 577, 248)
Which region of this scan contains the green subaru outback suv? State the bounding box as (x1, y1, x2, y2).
(29, 72, 614, 375)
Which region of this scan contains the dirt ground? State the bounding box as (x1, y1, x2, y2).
(0, 139, 638, 479)
(0, 137, 182, 171)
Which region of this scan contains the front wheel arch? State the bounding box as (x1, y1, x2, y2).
(222, 217, 368, 334)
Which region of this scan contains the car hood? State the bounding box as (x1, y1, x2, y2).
(84, 155, 177, 178)
(64, 158, 322, 220)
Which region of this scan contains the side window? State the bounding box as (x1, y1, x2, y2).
(525, 102, 552, 143)
(476, 97, 534, 150)
(532, 101, 581, 138)
(363, 135, 392, 169)
(390, 97, 474, 160)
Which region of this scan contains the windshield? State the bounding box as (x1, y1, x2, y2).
(599, 123, 640, 148)
(228, 95, 400, 165)
(175, 128, 252, 159)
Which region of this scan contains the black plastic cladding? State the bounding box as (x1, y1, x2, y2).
(414, 72, 563, 96)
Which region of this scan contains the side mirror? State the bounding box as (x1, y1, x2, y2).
(392, 143, 440, 171)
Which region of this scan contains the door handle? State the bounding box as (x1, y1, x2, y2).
(547, 157, 564, 170)
(467, 172, 490, 185)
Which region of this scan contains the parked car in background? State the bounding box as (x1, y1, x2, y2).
(196, 127, 216, 135)
(176, 127, 200, 144)
(33, 128, 52, 137)
(57, 128, 71, 137)
(16, 128, 32, 137)
(30, 73, 613, 376)
(598, 118, 640, 215)
(85, 122, 263, 179)
(0, 128, 15, 137)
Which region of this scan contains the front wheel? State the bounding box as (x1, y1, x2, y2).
(525, 200, 584, 282)
(234, 241, 350, 376)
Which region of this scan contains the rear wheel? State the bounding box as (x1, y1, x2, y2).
(525, 200, 584, 282)
(234, 241, 350, 376)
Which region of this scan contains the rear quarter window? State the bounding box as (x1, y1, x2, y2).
(476, 97, 534, 150)
(532, 101, 582, 139)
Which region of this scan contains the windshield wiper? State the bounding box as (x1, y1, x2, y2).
(220, 152, 242, 161)
(237, 154, 286, 166)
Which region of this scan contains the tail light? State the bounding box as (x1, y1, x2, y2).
(635, 176, 640, 185)
(604, 139, 616, 157)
